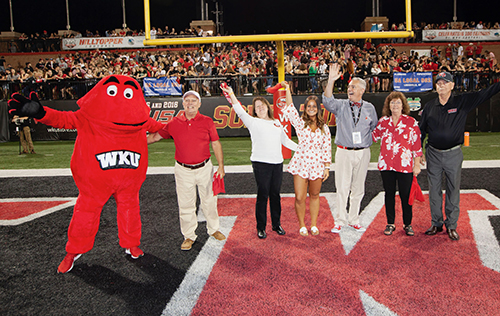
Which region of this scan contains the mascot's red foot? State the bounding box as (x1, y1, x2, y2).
(57, 253, 82, 274)
(125, 246, 144, 259)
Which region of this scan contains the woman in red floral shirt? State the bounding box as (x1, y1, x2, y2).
(372, 92, 423, 236)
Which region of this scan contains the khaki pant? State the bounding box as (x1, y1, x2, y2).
(20, 126, 34, 153)
(334, 147, 370, 226)
(174, 160, 220, 241)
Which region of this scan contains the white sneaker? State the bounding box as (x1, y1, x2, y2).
(331, 224, 342, 233)
(350, 224, 366, 232)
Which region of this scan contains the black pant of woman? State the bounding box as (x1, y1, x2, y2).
(381, 171, 413, 226)
(252, 161, 283, 231)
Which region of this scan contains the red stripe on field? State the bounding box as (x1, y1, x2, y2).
(0, 201, 70, 220)
(193, 194, 500, 315)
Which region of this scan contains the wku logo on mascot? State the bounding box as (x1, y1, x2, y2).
(8, 75, 164, 273)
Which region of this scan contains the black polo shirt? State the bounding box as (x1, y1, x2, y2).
(420, 82, 500, 150)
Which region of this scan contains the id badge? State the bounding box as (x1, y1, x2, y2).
(352, 131, 362, 144)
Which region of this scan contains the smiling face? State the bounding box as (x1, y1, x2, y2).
(347, 80, 365, 102)
(389, 98, 403, 117)
(305, 99, 318, 118)
(182, 95, 201, 119)
(77, 75, 150, 126)
(254, 100, 269, 119)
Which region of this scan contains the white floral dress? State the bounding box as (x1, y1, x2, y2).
(282, 103, 331, 180)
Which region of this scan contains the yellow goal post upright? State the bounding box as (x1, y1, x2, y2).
(142, 0, 413, 84)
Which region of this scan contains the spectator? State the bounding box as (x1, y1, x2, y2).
(323, 63, 378, 233)
(12, 115, 35, 154)
(371, 62, 381, 92)
(372, 92, 422, 236)
(419, 72, 500, 240)
(281, 82, 331, 236)
(220, 84, 297, 238)
(147, 90, 227, 251)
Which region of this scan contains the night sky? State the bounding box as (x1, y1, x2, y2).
(0, 0, 497, 36)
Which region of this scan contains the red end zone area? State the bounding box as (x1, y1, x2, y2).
(192, 193, 500, 315)
(0, 198, 76, 225)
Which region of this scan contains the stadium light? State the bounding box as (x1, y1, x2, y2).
(9, 0, 14, 32)
(65, 0, 70, 30)
(122, 0, 127, 28)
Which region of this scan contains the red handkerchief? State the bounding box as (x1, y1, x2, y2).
(212, 174, 225, 196)
(409, 176, 424, 205)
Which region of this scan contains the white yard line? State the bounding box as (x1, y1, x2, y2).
(1, 160, 499, 178)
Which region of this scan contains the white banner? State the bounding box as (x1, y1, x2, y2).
(423, 29, 500, 42)
(62, 36, 147, 50)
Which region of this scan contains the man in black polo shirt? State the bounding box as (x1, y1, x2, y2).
(419, 71, 500, 240)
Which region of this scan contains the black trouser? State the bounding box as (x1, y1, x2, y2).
(252, 161, 283, 231)
(381, 170, 413, 226)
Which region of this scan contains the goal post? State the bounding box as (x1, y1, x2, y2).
(142, 0, 414, 82)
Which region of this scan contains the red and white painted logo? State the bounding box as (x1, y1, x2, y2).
(163, 190, 500, 315)
(0, 198, 76, 226)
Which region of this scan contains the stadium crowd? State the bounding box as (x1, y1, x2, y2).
(6, 25, 210, 54)
(421, 20, 500, 30)
(1, 37, 500, 100)
(4, 18, 499, 53)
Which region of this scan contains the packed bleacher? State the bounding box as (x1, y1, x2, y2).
(1, 21, 500, 100)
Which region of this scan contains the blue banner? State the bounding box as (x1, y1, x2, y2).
(143, 77, 182, 96)
(393, 72, 433, 93)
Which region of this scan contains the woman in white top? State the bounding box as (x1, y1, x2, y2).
(220, 83, 298, 239)
(281, 81, 331, 236)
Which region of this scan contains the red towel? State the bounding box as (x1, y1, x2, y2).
(409, 176, 424, 205)
(220, 82, 232, 103)
(212, 173, 225, 196)
(265, 82, 283, 94)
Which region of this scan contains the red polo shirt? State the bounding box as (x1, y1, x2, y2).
(158, 112, 219, 164)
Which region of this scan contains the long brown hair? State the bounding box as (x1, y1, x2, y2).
(301, 95, 326, 133)
(252, 97, 273, 119)
(382, 91, 410, 116)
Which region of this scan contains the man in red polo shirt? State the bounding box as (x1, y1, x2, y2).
(148, 91, 226, 250)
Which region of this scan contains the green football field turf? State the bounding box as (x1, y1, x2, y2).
(1, 132, 499, 169)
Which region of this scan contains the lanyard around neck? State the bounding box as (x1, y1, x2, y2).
(350, 101, 362, 126)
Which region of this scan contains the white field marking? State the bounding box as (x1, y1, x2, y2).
(360, 290, 398, 316)
(0, 197, 76, 226)
(324, 192, 386, 256)
(1, 160, 498, 177)
(164, 192, 393, 316)
(161, 215, 236, 316)
(464, 189, 500, 273)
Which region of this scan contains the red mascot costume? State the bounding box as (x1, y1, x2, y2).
(8, 75, 164, 273)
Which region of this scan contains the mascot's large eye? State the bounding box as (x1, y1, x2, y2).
(124, 88, 134, 99)
(107, 85, 118, 96)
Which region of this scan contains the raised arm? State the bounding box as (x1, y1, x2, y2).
(220, 82, 253, 127)
(220, 83, 239, 106)
(324, 63, 342, 98)
(279, 81, 302, 129)
(281, 81, 293, 107)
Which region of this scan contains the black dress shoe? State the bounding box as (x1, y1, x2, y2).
(425, 225, 443, 235)
(257, 229, 267, 239)
(272, 226, 286, 235)
(447, 229, 460, 241)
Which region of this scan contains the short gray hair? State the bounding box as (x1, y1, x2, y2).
(351, 77, 367, 91)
